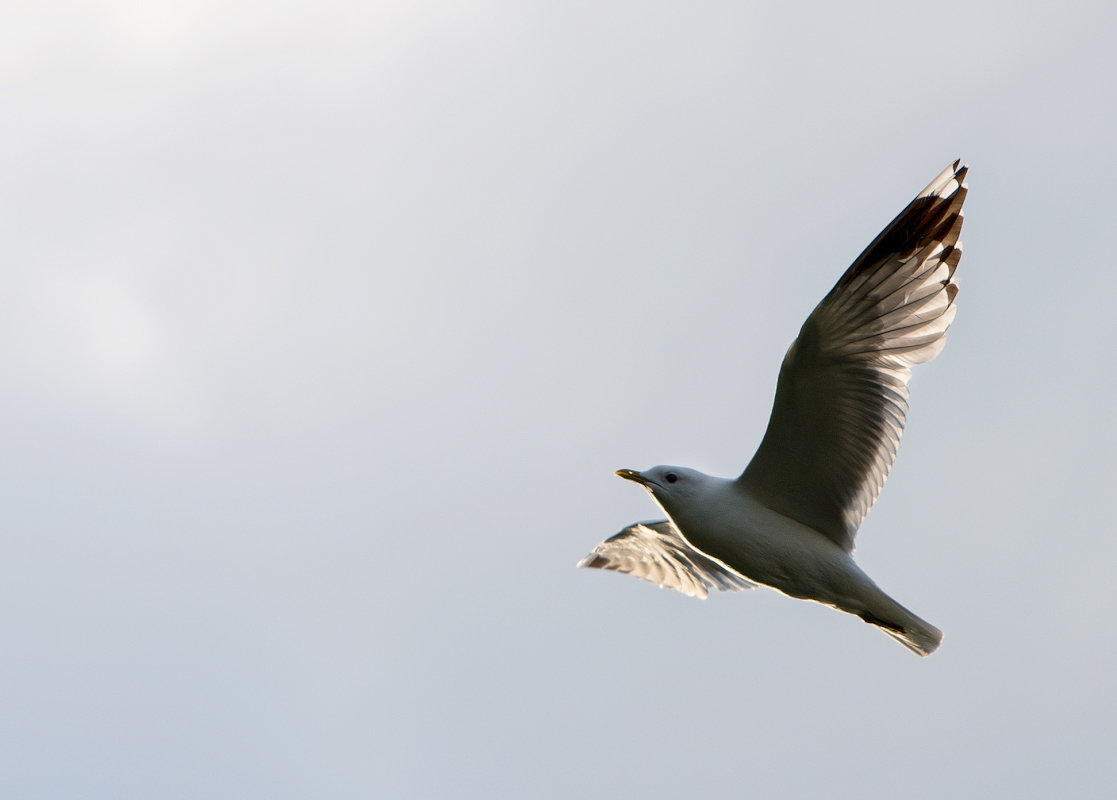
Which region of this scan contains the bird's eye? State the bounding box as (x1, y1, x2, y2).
(665, 472, 678, 484)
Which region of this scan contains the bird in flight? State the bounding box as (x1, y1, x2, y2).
(579, 160, 967, 656)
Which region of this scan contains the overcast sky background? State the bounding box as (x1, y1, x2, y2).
(2, 2, 1115, 798)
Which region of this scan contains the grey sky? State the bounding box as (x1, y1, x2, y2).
(2, 2, 1115, 798)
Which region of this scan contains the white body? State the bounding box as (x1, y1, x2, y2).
(654, 471, 940, 654)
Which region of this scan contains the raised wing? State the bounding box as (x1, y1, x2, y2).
(578, 520, 755, 598)
(739, 160, 967, 552)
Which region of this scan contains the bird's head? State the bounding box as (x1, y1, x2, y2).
(615, 466, 707, 514)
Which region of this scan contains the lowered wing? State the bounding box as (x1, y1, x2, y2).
(578, 520, 756, 598)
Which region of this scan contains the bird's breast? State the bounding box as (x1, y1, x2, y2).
(669, 485, 859, 602)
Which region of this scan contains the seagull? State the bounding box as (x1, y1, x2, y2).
(579, 160, 967, 656)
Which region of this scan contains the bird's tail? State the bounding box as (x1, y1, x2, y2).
(858, 600, 943, 657)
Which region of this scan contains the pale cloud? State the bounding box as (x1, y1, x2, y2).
(5, 263, 205, 434)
